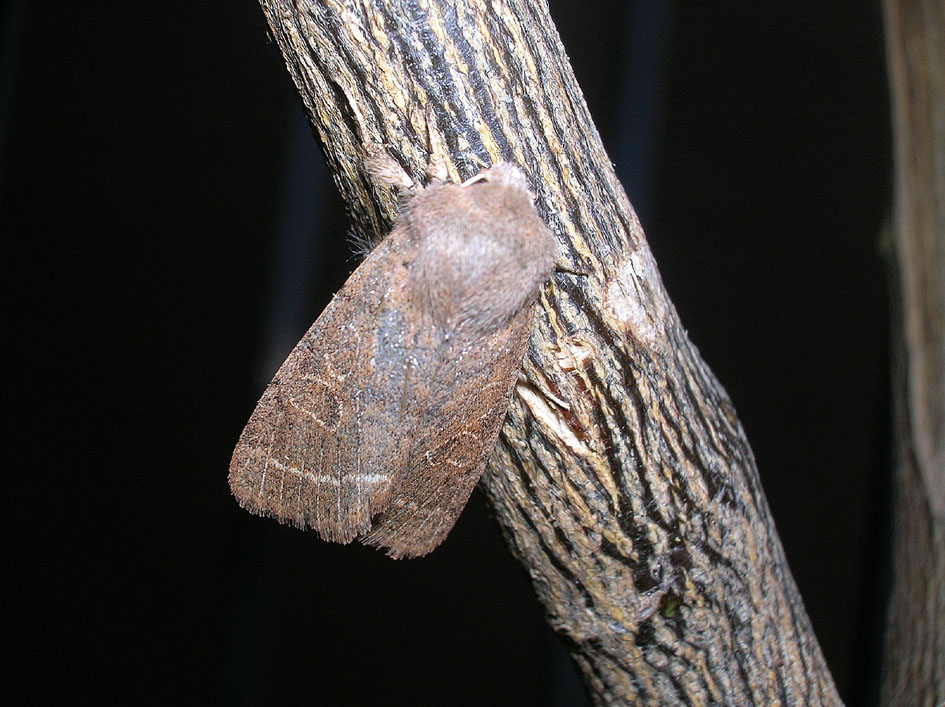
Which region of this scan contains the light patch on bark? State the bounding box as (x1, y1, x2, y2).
(603, 247, 672, 355)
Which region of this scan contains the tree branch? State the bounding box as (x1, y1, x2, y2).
(882, 0, 945, 702)
(257, 1, 840, 703)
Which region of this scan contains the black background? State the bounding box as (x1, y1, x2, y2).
(5, 1, 890, 705)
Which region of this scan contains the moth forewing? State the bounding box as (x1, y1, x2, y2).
(228, 228, 421, 542)
(228, 162, 557, 557)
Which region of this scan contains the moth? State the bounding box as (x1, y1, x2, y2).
(228, 162, 557, 558)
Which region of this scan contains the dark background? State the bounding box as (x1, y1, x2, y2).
(5, 1, 890, 705)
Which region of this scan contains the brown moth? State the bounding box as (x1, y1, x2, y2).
(228, 162, 556, 558)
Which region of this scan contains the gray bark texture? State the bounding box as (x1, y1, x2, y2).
(882, 0, 945, 704)
(256, 1, 841, 703)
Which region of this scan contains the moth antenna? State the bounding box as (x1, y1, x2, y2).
(419, 106, 451, 183)
(460, 171, 489, 187)
(554, 259, 590, 277)
(364, 150, 415, 190)
(425, 150, 448, 183)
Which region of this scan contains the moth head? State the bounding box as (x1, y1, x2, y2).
(405, 163, 557, 335)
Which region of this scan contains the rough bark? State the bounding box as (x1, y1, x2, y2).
(882, 1, 945, 704)
(256, 1, 840, 703)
